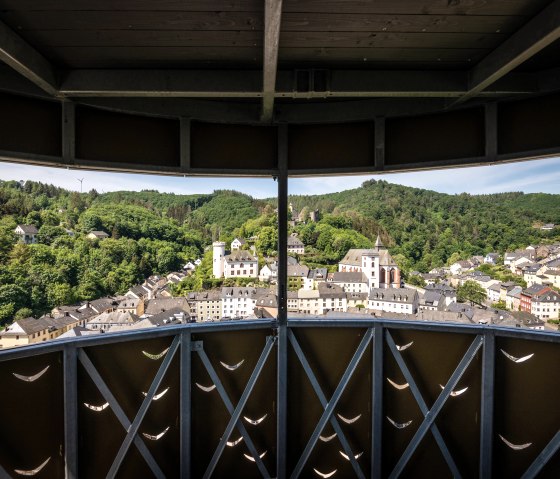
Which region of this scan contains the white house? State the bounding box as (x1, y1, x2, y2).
(231, 238, 246, 251)
(14, 224, 38, 244)
(368, 287, 419, 314)
(449, 260, 473, 275)
(330, 271, 369, 293)
(487, 283, 501, 303)
(221, 287, 267, 318)
(259, 263, 278, 283)
(213, 242, 258, 278)
(287, 235, 305, 254)
(530, 288, 560, 320)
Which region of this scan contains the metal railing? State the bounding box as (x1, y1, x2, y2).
(0, 318, 558, 478)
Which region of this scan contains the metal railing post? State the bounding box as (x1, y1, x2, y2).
(63, 344, 78, 479)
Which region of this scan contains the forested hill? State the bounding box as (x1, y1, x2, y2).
(286, 179, 560, 272)
(0, 178, 559, 324)
(0, 181, 264, 324)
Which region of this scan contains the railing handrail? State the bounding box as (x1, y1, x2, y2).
(1, 316, 558, 362)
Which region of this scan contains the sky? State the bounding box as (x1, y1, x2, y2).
(0, 156, 559, 199)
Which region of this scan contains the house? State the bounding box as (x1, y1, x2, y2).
(287, 235, 305, 255)
(212, 242, 258, 278)
(231, 238, 246, 251)
(144, 297, 190, 316)
(187, 290, 222, 321)
(506, 286, 523, 311)
(87, 230, 109, 240)
(88, 311, 138, 331)
(510, 256, 533, 275)
(368, 287, 419, 314)
(424, 283, 457, 306)
(294, 284, 346, 315)
(221, 287, 269, 318)
(346, 292, 369, 309)
(520, 284, 549, 313)
(14, 224, 38, 244)
(117, 298, 145, 316)
(303, 268, 328, 290)
(449, 260, 473, 275)
(470, 255, 484, 266)
(484, 253, 500, 264)
(419, 290, 446, 311)
(338, 236, 400, 289)
(259, 262, 278, 283)
(541, 223, 555, 231)
(543, 270, 560, 288)
(487, 283, 502, 303)
(83, 297, 119, 315)
(184, 261, 196, 271)
(0, 316, 61, 348)
(503, 252, 518, 265)
(287, 264, 310, 291)
(509, 311, 545, 330)
(529, 287, 560, 321)
(255, 293, 278, 318)
(499, 282, 518, 302)
(330, 271, 369, 293)
(523, 263, 545, 286)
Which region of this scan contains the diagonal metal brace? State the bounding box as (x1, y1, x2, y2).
(522, 429, 560, 479)
(196, 340, 272, 478)
(106, 335, 181, 478)
(78, 349, 166, 479)
(288, 329, 366, 479)
(203, 335, 276, 479)
(291, 328, 374, 479)
(387, 333, 483, 478)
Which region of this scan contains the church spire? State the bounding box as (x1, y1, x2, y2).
(375, 234, 384, 250)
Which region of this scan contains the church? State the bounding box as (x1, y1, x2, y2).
(338, 236, 401, 289)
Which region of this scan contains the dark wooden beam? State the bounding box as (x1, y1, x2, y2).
(56, 69, 537, 99)
(0, 18, 58, 96)
(454, 0, 560, 105)
(261, 0, 283, 122)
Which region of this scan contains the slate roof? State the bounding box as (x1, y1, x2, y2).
(15, 224, 38, 234)
(287, 236, 304, 246)
(369, 287, 417, 304)
(288, 264, 310, 277)
(144, 297, 190, 315)
(331, 272, 368, 283)
(225, 250, 257, 262)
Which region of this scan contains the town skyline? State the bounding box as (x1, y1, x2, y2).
(0, 156, 559, 198)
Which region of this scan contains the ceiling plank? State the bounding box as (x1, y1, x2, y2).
(454, 0, 560, 105)
(0, 18, 58, 96)
(261, 0, 283, 122)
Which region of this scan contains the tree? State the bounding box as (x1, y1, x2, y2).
(457, 280, 487, 306)
(14, 307, 33, 320)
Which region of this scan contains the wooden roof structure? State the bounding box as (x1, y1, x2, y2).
(0, 0, 559, 176)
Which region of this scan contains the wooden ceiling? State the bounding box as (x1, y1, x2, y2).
(0, 1, 559, 177)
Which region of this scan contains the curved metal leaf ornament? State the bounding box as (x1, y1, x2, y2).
(142, 426, 170, 441)
(142, 347, 170, 360)
(337, 413, 361, 424)
(501, 350, 534, 363)
(83, 402, 109, 412)
(220, 359, 245, 371)
(243, 451, 267, 462)
(195, 383, 216, 392)
(13, 366, 50, 383)
(313, 468, 337, 478)
(14, 457, 50, 476)
(387, 416, 413, 429)
(244, 414, 267, 425)
(499, 434, 532, 450)
(142, 387, 170, 400)
(439, 384, 468, 397)
(386, 377, 409, 390)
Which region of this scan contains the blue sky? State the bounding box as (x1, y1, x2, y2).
(0, 157, 558, 198)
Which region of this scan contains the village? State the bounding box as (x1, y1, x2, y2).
(1, 221, 559, 349)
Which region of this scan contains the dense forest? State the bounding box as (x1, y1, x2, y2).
(0, 178, 559, 325)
